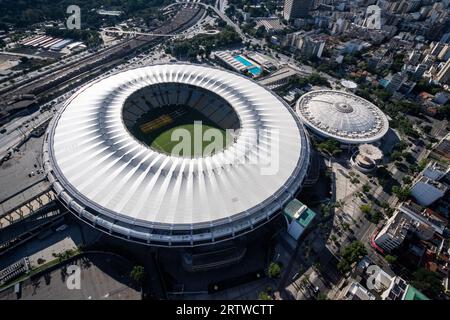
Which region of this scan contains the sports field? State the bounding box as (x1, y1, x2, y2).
(128, 105, 233, 157)
(151, 123, 231, 157)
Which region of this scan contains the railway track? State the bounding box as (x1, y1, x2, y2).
(1, 5, 205, 116)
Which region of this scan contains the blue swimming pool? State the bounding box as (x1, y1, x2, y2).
(234, 55, 253, 66)
(233, 55, 262, 76)
(248, 66, 262, 76)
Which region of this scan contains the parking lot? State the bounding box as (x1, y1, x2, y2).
(0, 135, 46, 202)
(0, 253, 141, 300)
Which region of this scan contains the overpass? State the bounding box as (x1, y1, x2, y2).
(0, 180, 54, 229)
(257, 66, 307, 90)
(164, 1, 245, 39)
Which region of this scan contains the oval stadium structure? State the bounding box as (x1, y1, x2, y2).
(43, 64, 311, 247)
(296, 90, 389, 145)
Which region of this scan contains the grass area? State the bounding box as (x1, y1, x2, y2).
(151, 123, 231, 157)
(128, 105, 233, 157)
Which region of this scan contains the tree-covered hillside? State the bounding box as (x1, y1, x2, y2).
(0, 0, 171, 29)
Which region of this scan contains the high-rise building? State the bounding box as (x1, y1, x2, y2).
(412, 64, 428, 81)
(436, 59, 450, 84)
(431, 42, 446, 56)
(438, 44, 450, 60)
(385, 72, 405, 93)
(283, 0, 313, 20)
(408, 50, 421, 65)
(284, 31, 325, 58)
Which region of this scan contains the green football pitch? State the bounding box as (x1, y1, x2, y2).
(128, 105, 233, 157)
(150, 123, 231, 157)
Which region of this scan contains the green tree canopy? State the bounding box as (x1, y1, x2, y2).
(411, 268, 443, 299)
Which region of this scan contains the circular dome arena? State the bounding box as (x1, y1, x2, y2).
(43, 64, 310, 247)
(296, 90, 389, 144)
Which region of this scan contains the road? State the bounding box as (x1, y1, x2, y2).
(0, 107, 55, 158)
(0, 51, 50, 61)
(167, 1, 245, 39)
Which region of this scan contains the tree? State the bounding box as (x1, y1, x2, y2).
(337, 259, 351, 274)
(267, 262, 281, 278)
(255, 25, 266, 39)
(308, 72, 331, 87)
(130, 265, 145, 286)
(362, 184, 371, 193)
(338, 241, 367, 273)
(258, 291, 272, 300)
(317, 139, 342, 156)
(390, 151, 403, 161)
(411, 268, 443, 299)
(402, 176, 412, 184)
(370, 211, 383, 224)
(385, 255, 397, 265)
(360, 204, 372, 215)
(392, 186, 410, 201)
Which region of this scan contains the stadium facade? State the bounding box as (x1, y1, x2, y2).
(296, 90, 389, 145)
(43, 64, 311, 248)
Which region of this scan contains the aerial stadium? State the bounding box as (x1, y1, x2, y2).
(42, 64, 311, 248)
(296, 90, 389, 145)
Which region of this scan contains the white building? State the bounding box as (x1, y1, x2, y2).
(374, 212, 411, 252)
(398, 201, 447, 236)
(342, 282, 376, 300)
(284, 32, 325, 58)
(296, 91, 389, 145)
(436, 58, 450, 84)
(374, 201, 447, 252)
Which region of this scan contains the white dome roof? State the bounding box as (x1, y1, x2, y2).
(43, 64, 310, 246)
(296, 90, 389, 144)
(340, 79, 358, 89)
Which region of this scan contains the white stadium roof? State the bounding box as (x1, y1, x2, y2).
(43, 64, 310, 247)
(296, 90, 389, 144)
